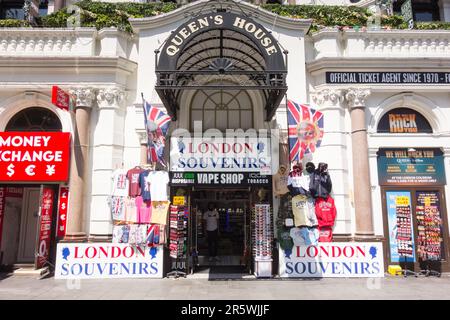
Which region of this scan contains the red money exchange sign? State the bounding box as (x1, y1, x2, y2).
(0, 132, 71, 182)
(36, 187, 54, 269)
(57, 186, 69, 238)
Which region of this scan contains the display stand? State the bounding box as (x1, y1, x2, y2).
(252, 204, 273, 278)
(395, 204, 418, 277)
(416, 201, 442, 277)
(167, 205, 187, 278)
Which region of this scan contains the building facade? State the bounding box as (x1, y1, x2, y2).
(1, 0, 450, 276)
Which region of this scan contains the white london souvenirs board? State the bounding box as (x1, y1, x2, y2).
(279, 242, 384, 278)
(54, 243, 163, 279)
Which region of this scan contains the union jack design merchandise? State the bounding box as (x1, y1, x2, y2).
(287, 99, 324, 162)
(142, 100, 172, 165)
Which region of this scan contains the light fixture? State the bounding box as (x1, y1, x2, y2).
(408, 148, 417, 152)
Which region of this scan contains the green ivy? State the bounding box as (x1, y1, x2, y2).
(0, 19, 31, 28)
(2, 1, 450, 33)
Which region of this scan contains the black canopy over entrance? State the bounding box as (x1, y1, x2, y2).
(155, 10, 287, 121)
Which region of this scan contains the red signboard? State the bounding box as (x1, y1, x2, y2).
(0, 187, 5, 250)
(36, 187, 54, 269)
(0, 132, 71, 182)
(57, 186, 69, 239)
(51, 86, 70, 111)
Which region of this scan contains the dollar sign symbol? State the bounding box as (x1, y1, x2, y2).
(7, 164, 15, 177)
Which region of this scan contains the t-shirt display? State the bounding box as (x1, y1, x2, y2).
(291, 195, 317, 227)
(108, 165, 170, 248)
(146, 171, 170, 201)
(290, 226, 319, 246)
(139, 170, 152, 201)
(127, 167, 144, 197)
(111, 168, 129, 197)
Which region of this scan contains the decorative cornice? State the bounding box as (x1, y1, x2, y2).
(311, 88, 344, 107)
(345, 88, 371, 109)
(97, 87, 126, 109)
(129, 0, 311, 32)
(69, 87, 96, 108)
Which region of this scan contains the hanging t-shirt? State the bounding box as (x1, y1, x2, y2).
(292, 195, 309, 227)
(150, 201, 170, 225)
(127, 167, 143, 197)
(125, 197, 138, 223)
(290, 226, 319, 246)
(139, 170, 152, 201)
(290, 227, 307, 246)
(278, 227, 294, 252)
(111, 169, 129, 197)
(146, 171, 169, 201)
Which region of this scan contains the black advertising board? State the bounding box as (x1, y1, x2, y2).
(326, 72, 450, 84)
(377, 108, 432, 133)
(377, 148, 446, 186)
(170, 172, 271, 187)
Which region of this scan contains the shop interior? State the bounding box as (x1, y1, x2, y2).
(190, 188, 252, 273)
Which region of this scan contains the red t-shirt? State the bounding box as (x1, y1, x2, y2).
(127, 167, 143, 197)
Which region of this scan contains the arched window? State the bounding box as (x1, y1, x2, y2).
(377, 107, 432, 133)
(190, 87, 254, 131)
(5, 107, 62, 132)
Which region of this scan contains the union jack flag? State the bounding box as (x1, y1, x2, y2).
(287, 99, 324, 162)
(142, 99, 172, 165)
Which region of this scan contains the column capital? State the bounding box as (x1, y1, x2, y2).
(69, 87, 96, 108)
(312, 88, 344, 107)
(136, 130, 148, 145)
(345, 88, 371, 109)
(96, 87, 126, 109)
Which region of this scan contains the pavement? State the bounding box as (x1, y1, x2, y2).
(1, 273, 450, 300)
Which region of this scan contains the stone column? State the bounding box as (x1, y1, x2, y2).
(312, 89, 352, 240)
(64, 87, 95, 242)
(137, 131, 148, 166)
(345, 88, 374, 240)
(88, 87, 126, 242)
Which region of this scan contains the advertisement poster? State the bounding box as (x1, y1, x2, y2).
(377, 148, 445, 186)
(0, 132, 71, 182)
(386, 191, 416, 263)
(54, 243, 164, 279)
(279, 242, 384, 278)
(36, 187, 55, 269)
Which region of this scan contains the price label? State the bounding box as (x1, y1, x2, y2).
(395, 196, 410, 206)
(173, 196, 186, 206)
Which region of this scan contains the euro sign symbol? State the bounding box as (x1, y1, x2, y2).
(7, 164, 15, 177)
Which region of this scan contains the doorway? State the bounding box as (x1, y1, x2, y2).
(191, 188, 251, 273)
(17, 188, 40, 263)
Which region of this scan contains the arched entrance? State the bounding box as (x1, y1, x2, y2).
(1, 107, 63, 268)
(157, 7, 286, 276)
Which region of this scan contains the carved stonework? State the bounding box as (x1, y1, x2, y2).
(69, 87, 96, 108)
(97, 87, 125, 108)
(345, 88, 371, 109)
(136, 130, 148, 145)
(312, 89, 343, 107)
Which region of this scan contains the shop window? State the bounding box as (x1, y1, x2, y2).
(5, 107, 62, 132)
(393, 0, 441, 22)
(190, 88, 254, 131)
(377, 107, 432, 134)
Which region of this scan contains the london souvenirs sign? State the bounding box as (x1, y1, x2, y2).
(279, 243, 384, 278)
(170, 136, 272, 173)
(55, 243, 163, 279)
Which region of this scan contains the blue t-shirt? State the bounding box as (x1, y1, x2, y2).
(139, 170, 152, 201)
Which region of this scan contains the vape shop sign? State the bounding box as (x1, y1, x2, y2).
(279, 243, 384, 278)
(55, 243, 163, 279)
(0, 132, 71, 182)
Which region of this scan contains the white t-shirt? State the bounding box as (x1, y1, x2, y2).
(111, 169, 129, 197)
(287, 175, 310, 190)
(290, 227, 307, 246)
(146, 171, 169, 201)
(203, 210, 219, 231)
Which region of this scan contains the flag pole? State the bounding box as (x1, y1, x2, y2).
(141, 92, 150, 166)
